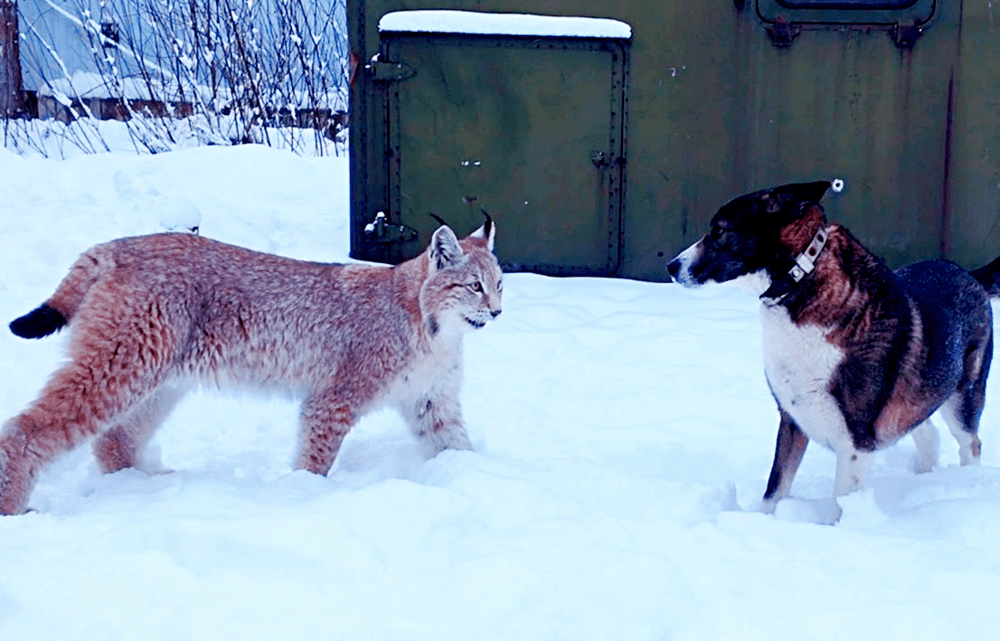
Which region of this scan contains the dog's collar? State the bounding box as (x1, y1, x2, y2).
(760, 226, 830, 306)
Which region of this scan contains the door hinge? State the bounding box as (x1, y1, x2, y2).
(766, 17, 800, 49)
(892, 22, 924, 49)
(590, 150, 610, 169)
(591, 150, 625, 169)
(366, 56, 416, 82)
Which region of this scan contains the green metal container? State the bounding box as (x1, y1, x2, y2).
(349, 1, 1000, 281)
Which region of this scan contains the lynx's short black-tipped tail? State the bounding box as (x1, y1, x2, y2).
(971, 256, 1000, 298)
(9, 304, 67, 339)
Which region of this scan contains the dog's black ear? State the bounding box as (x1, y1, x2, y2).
(793, 181, 832, 204)
(764, 181, 832, 216)
(777, 181, 832, 206)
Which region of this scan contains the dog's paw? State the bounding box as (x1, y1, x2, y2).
(770, 496, 842, 525)
(758, 497, 779, 515)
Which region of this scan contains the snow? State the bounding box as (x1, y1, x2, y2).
(378, 10, 632, 39)
(2, 134, 1000, 639)
(2, 114, 345, 158)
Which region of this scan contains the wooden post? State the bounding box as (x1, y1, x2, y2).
(0, 0, 23, 117)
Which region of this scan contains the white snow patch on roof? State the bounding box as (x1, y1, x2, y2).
(378, 10, 632, 39)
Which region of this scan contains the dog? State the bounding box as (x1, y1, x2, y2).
(667, 180, 1000, 513)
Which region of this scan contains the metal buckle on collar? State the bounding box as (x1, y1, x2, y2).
(789, 228, 828, 282)
(760, 226, 829, 306)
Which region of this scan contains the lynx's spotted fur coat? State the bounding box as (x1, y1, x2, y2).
(1, 221, 502, 514)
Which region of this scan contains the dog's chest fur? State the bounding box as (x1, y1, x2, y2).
(761, 304, 850, 450)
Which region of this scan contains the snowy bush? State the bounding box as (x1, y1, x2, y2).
(7, 0, 349, 156)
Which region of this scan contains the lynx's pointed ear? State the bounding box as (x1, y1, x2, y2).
(429, 226, 464, 270)
(469, 210, 496, 251)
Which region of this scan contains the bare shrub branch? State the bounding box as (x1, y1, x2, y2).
(12, 0, 348, 157)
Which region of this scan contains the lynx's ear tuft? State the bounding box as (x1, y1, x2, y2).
(470, 210, 496, 251)
(429, 226, 464, 270)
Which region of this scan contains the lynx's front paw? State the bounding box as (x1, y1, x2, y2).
(417, 423, 473, 458)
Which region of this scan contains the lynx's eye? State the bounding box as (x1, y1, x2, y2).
(470, 281, 483, 293)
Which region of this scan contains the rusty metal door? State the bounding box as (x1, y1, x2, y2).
(351, 1, 999, 279)
(376, 31, 628, 276)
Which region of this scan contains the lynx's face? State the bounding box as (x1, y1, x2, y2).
(421, 222, 503, 335)
(452, 249, 503, 329)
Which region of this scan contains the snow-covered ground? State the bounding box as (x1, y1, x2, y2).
(2, 137, 1000, 640)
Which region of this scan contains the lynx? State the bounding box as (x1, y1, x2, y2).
(0, 219, 502, 515)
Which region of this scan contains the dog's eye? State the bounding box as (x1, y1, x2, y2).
(710, 226, 728, 241)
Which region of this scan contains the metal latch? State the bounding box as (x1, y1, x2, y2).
(364, 211, 419, 245)
(366, 55, 416, 82)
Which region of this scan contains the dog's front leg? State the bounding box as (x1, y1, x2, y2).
(761, 410, 809, 513)
(832, 446, 874, 498)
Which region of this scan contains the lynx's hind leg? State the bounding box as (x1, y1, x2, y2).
(0, 359, 170, 514)
(0, 290, 181, 514)
(404, 393, 472, 458)
(93, 385, 187, 474)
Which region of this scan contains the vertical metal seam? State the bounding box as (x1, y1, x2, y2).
(606, 41, 620, 275)
(940, 0, 961, 260)
(386, 36, 402, 263)
(940, 66, 955, 259)
(613, 41, 630, 276)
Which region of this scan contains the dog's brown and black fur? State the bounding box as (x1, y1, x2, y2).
(668, 181, 1000, 512)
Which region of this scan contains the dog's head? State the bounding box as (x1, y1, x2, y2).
(666, 181, 834, 290)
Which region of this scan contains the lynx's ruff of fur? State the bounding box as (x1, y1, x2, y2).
(1, 221, 502, 515)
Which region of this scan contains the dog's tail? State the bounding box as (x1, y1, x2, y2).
(9, 246, 110, 339)
(971, 255, 1000, 298)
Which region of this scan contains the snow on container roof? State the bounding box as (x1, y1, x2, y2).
(378, 10, 632, 39)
